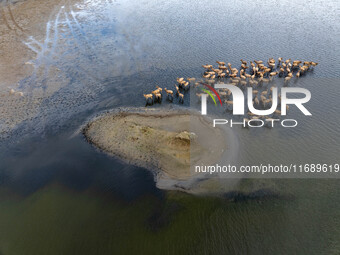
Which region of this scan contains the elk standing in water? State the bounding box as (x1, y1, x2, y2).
(164, 88, 174, 102)
(152, 91, 162, 102)
(178, 92, 184, 103)
(143, 94, 153, 105)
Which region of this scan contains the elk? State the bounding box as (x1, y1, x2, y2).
(178, 92, 184, 103)
(164, 88, 173, 96)
(240, 59, 247, 65)
(152, 88, 161, 94)
(155, 86, 163, 93)
(202, 64, 212, 69)
(153, 93, 162, 102)
(143, 94, 153, 104)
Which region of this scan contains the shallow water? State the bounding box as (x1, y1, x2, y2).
(0, 0, 340, 254)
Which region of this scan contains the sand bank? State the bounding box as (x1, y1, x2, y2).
(83, 108, 234, 192)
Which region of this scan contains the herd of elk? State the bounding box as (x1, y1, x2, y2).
(143, 58, 318, 113)
(143, 77, 196, 105)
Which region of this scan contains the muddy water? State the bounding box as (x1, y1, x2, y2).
(0, 0, 339, 254)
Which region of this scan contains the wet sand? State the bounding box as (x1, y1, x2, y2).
(0, 0, 83, 139)
(0, 0, 59, 137)
(83, 108, 228, 191)
(0, 0, 65, 86)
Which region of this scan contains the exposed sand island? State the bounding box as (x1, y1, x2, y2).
(83, 109, 229, 190)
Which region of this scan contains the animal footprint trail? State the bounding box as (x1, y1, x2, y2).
(0, 0, 24, 32)
(6, 1, 23, 31)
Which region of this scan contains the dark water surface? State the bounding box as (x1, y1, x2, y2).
(0, 0, 339, 254)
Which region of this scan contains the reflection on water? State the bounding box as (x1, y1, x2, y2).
(0, 0, 340, 254)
